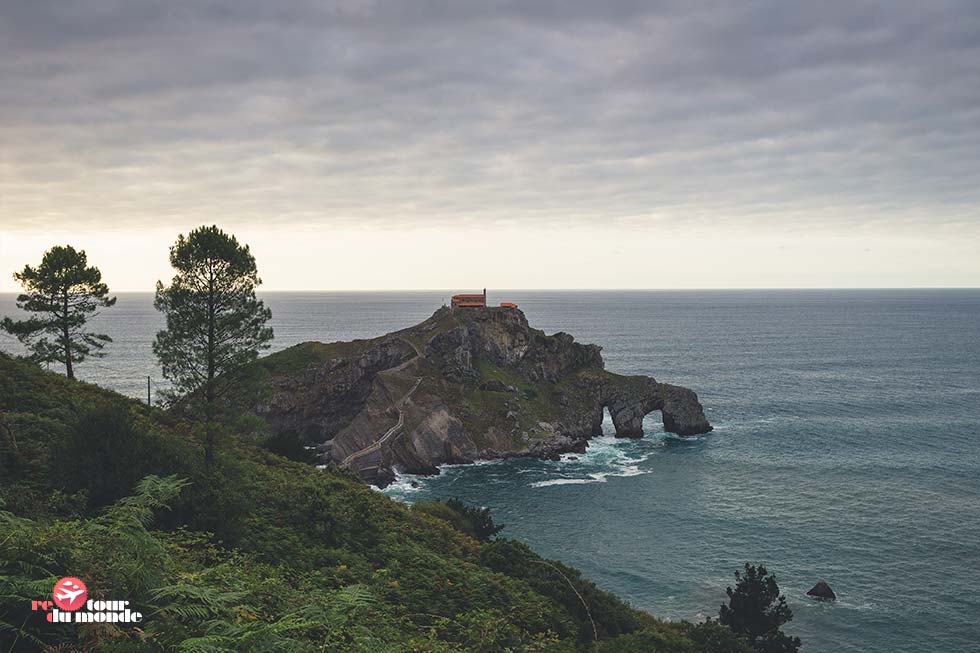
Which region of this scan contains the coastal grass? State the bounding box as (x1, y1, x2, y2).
(257, 339, 377, 376)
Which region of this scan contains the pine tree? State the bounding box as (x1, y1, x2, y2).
(1, 245, 116, 378)
(719, 563, 801, 653)
(153, 226, 273, 466)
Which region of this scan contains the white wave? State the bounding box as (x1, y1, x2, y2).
(380, 432, 663, 495)
(437, 457, 504, 470)
(530, 477, 603, 487)
(379, 469, 428, 500)
(529, 436, 656, 488)
(660, 432, 706, 442)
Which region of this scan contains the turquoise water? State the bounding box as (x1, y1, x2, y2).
(2, 290, 978, 651)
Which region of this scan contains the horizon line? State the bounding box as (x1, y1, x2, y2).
(3, 286, 979, 294)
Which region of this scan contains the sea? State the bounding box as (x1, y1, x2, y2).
(2, 290, 978, 652)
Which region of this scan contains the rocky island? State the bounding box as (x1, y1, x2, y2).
(256, 305, 712, 485)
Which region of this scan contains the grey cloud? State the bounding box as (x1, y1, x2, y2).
(1, 0, 978, 232)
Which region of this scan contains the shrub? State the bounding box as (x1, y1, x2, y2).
(683, 620, 752, 653)
(412, 498, 505, 541)
(54, 405, 190, 508)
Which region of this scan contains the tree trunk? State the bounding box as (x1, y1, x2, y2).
(204, 268, 216, 467)
(204, 399, 214, 467)
(62, 290, 73, 379)
(0, 411, 16, 452)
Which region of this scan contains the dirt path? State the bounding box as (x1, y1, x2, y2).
(340, 340, 423, 469)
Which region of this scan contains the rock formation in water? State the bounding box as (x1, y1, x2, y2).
(806, 581, 837, 600)
(254, 306, 712, 485)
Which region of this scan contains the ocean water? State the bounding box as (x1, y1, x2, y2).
(2, 290, 978, 652)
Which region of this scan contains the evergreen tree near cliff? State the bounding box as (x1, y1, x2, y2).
(153, 225, 272, 466)
(0, 245, 116, 379)
(719, 563, 802, 653)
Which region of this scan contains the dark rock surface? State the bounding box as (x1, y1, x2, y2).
(479, 379, 510, 392)
(806, 581, 837, 600)
(256, 338, 414, 443)
(255, 306, 712, 485)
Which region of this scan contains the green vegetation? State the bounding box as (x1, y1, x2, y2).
(466, 359, 559, 441)
(153, 225, 273, 467)
(597, 622, 750, 653)
(257, 340, 376, 377)
(0, 351, 753, 651)
(412, 498, 505, 542)
(719, 564, 801, 653)
(0, 244, 116, 379)
(474, 359, 524, 388)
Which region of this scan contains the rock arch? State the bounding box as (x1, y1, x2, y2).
(600, 379, 712, 438)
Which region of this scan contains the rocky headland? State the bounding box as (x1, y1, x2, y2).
(255, 306, 712, 485)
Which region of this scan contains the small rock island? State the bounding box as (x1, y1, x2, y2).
(807, 581, 837, 600)
(255, 297, 712, 486)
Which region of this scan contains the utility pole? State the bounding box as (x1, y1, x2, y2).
(147, 376, 151, 407)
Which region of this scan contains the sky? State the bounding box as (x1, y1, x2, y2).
(1, 1, 978, 291)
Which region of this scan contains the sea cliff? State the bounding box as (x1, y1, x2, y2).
(256, 306, 711, 485)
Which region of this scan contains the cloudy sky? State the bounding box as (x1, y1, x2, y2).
(1, 0, 978, 290)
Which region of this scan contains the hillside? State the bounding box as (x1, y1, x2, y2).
(0, 352, 744, 652)
(256, 306, 712, 485)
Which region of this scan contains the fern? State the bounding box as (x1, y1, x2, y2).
(0, 575, 57, 602)
(172, 613, 314, 652)
(298, 583, 377, 629)
(152, 569, 321, 652)
(0, 615, 47, 648)
(150, 582, 249, 622)
(99, 474, 192, 530)
(0, 507, 59, 650)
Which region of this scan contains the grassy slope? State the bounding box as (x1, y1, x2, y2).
(0, 352, 734, 652)
(257, 339, 376, 376)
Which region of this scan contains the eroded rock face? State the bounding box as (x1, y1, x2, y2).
(256, 338, 415, 443)
(657, 384, 714, 436)
(255, 306, 712, 485)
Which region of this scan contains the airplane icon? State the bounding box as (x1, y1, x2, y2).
(55, 582, 85, 606)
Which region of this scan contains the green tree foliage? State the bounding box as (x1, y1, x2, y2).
(54, 405, 189, 508)
(683, 620, 752, 653)
(153, 225, 272, 466)
(1, 245, 116, 378)
(444, 498, 505, 541)
(596, 627, 697, 653)
(480, 539, 640, 643)
(412, 498, 505, 541)
(597, 621, 752, 653)
(261, 428, 319, 464)
(719, 564, 801, 653)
